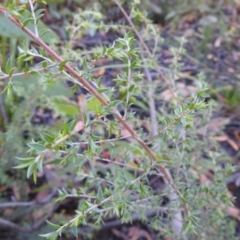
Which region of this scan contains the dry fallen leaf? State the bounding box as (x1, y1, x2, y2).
(128, 226, 152, 240)
(0, 185, 8, 192)
(214, 37, 222, 48)
(183, 13, 196, 22)
(234, 131, 240, 147)
(93, 67, 105, 77)
(228, 67, 235, 73)
(74, 120, 84, 132)
(112, 229, 128, 240)
(220, 204, 240, 222)
(32, 202, 53, 221)
(12, 182, 20, 201)
(35, 188, 51, 202)
(213, 135, 228, 142)
(77, 94, 86, 111)
(197, 117, 230, 136)
(3, 208, 13, 216)
(121, 126, 132, 138)
(161, 82, 197, 102)
(213, 135, 239, 151)
(221, 137, 238, 151)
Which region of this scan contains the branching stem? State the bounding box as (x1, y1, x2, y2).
(0, 6, 190, 218)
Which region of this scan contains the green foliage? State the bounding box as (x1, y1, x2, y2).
(0, 13, 59, 44)
(0, 1, 237, 240)
(217, 85, 240, 112)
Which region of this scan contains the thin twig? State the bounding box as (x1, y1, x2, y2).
(0, 204, 57, 232)
(0, 64, 60, 81)
(70, 135, 131, 145)
(0, 201, 34, 208)
(140, 46, 183, 235)
(81, 210, 160, 232)
(28, 0, 39, 37)
(124, 44, 132, 119)
(140, 48, 158, 138)
(146, 108, 191, 145)
(57, 150, 144, 171)
(63, 194, 97, 200)
(0, 188, 57, 209)
(77, 173, 115, 186)
(112, 229, 129, 240)
(0, 189, 58, 231)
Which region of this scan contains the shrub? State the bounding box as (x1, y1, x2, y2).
(0, 1, 236, 239)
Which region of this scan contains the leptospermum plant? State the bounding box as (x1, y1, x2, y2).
(0, 1, 235, 239)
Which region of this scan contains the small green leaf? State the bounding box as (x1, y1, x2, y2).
(74, 216, 83, 227)
(88, 120, 108, 128)
(36, 14, 45, 24)
(1, 85, 9, 94)
(8, 68, 15, 78)
(23, 56, 34, 62)
(11, 10, 22, 18)
(181, 118, 186, 126)
(37, 157, 44, 173)
(189, 103, 195, 110)
(128, 37, 135, 47)
(7, 84, 13, 100)
(39, 231, 58, 239)
(116, 38, 126, 46)
(27, 142, 45, 151)
(33, 168, 37, 184)
(97, 88, 109, 93)
(129, 84, 135, 92)
(22, 18, 34, 27)
(68, 119, 77, 132)
(16, 157, 35, 162)
(46, 220, 61, 230)
(84, 201, 94, 208)
(82, 57, 88, 70)
(71, 225, 78, 238)
(38, 0, 47, 5)
(24, 64, 29, 73)
(40, 133, 55, 143)
(86, 97, 102, 112)
(88, 138, 98, 153)
(6, 56, 14, 74)
(97, 186, 103, 201)
(174, 107, 181, 115)
(92, 207, 101, 213)
(59, 59, 69, 71)
(51, 97, 80, 116)
(27, 162, 37, 179)
(42, 61, 48, 68)
(130, 61, 137, 69)
(113, 205, 120, 217)
(14, 162, 32, 169)
(102, 46, 107, 55)
(107, 47, 114, 54)
(108, 100, 122, 108)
